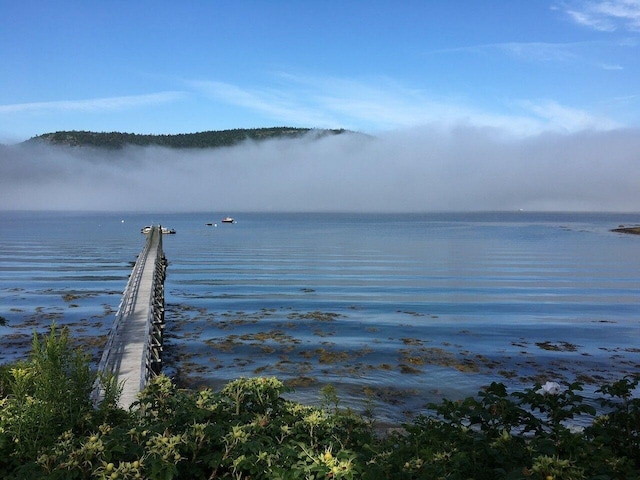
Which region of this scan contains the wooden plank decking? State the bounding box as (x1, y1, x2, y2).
(112, 232, 159, 408)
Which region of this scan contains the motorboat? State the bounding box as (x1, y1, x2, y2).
(222, 217, 235, 223)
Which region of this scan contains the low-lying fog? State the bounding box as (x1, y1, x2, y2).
(1, 126, 639, 212)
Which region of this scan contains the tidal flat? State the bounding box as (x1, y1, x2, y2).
(160, 302, 640, 423)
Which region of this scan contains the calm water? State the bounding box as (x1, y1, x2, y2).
(1, 211, 639, 423)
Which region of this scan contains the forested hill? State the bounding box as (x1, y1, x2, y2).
(26, 127, 348, 149)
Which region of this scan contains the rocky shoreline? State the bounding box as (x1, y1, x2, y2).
(611, 225, 640, 234)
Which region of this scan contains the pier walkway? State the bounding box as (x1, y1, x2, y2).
(92, 226, 167, 409)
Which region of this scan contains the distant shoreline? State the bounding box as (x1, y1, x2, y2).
(611, 226, 640, 234)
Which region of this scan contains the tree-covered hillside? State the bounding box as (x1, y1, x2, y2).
(26, 127, 347, 149)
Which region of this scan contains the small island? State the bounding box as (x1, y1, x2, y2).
(611, 225, 640, 234)
(24, 127, 350, 149)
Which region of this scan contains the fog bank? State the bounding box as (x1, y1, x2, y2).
(1, 126, 639, 212)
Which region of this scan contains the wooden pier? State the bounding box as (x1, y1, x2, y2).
(92, 225, 167, 408)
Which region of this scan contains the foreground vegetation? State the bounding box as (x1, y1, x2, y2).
(25, 127, 348, 149)
(0, 325, 638, 479)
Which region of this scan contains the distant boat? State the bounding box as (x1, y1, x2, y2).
(222, 217, 235, 223)
(141, 225, 176, 234)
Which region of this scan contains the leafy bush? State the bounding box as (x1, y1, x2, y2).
(0, 324, 99, 474)
(0, 324, 639, 479)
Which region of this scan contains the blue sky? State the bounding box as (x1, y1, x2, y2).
(1, 0, 639, 142)
(2, 1, 640, 212)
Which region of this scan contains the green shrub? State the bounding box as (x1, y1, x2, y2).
(0, 324, 97, 475)
(0, 322, 638, 479)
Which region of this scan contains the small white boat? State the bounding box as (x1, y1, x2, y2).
(222, 217, 235, 223)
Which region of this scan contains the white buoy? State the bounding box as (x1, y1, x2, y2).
(214, 223, 218, 227)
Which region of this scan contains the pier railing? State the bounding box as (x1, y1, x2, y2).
(140, 233, 166, 390)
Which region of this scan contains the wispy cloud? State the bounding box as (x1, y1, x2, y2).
(429, 39, 633, 70)
(433, 41, 581, 62)
(563, 0, 640, 31)
(0, 92, 185, 115)
(517, 99, 620, 130)
(612, 93, 639, 101)
(187, 80, 337, 128)
(598, 62, 624, 69)
(188, 74, 619, 136)
(497, 41, 579, 61)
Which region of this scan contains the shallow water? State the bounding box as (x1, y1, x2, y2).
(1, 211, 639, 423)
